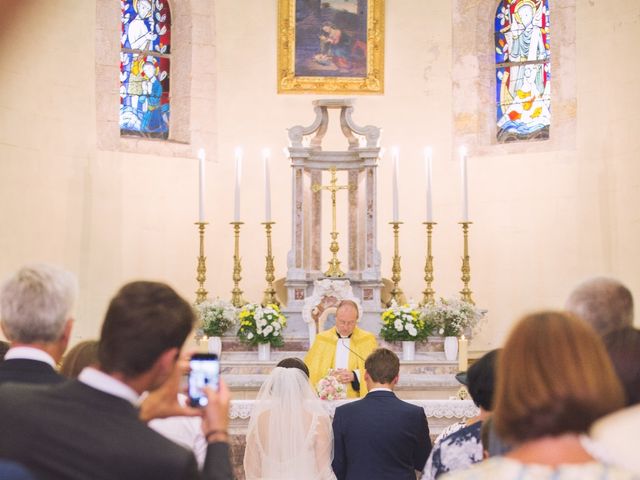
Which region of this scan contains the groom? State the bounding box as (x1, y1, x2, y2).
(332, 348, 432, 479)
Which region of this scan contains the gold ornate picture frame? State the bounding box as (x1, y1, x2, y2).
(277, 0, 385, 94)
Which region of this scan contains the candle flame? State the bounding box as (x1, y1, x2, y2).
(197, 148, 206, 161)
(459, 146, 468, 157)
(234, 146, 243, 159)
(424, 146, 433, 158)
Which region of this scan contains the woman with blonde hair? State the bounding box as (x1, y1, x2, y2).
(444, 311, 632, 479)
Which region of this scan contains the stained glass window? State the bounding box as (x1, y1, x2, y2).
(495, 0, 550, 143)
(120, 0, 171, 139)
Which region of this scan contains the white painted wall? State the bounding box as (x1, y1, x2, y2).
(0, 0, 638, 352)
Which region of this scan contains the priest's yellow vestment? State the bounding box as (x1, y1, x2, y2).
(305, 326, 378, 398)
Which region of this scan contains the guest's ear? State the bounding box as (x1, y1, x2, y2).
(156, 347, 180, 377)
(391, 375, 399, 386)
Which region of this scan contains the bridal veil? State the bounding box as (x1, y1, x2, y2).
(243, 366, 336, 480)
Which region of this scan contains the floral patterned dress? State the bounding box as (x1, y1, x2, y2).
(424, 422, 483, 479)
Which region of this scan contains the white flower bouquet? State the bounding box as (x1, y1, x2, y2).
(237, 303, 287, 347)
(380, 301, 432, 342)
(421, 297, 484, 337)
(196, 298, 237, 337)
(316, 370, 347, 401)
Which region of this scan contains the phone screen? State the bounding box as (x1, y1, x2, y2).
(188, 353, 220, 408)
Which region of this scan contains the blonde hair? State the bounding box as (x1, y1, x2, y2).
(493, 311, 625, 444)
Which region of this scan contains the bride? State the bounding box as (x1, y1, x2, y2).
(243, 358, 336, 480)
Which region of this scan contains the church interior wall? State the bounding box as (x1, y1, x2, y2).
(0, 0, 638, 352)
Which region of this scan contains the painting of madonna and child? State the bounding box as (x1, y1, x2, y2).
(295, 0, 368, 77)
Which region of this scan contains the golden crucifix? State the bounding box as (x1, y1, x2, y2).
(311, 167, 356, 277)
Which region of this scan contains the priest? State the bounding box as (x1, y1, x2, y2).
(305, 299, 378, 398)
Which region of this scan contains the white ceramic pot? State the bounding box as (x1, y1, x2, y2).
(258, 342, 271, 361)
(402, 341, 416, 361)
(444, 336, 459, 361)
(207, 336, 222, 356)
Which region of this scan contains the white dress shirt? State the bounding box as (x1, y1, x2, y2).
(5, 346, 56, 367)
(78, 367, 140, 405)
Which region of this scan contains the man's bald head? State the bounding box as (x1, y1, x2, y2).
(565, 277, 634, 337)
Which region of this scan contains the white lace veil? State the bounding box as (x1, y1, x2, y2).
(243, 367, 336, 480)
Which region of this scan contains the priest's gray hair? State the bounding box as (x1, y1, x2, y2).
(0, 264, 78, 343)
(565, 277, 634, 337)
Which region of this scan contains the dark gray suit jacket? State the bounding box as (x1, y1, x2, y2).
(0, 359, 65, 385)
(0, 380, 234, 480)
(332, 390, 432, 480)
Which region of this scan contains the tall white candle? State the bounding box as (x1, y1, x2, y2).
(234, 147, 243, 222)
(424, 146, 433, 222)
(458, 335, 469, 371)
(391, 146, 400, 222)
(263, 148, 272, 222)
(197, 148, 206, 223)
(460, 146, 469, 222)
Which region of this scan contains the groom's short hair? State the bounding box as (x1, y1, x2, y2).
(365, 348, 399, 384)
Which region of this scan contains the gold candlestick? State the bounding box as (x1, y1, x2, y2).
(230, 221, 245, 308)
(262, 221, 280, 306)
(195, 222, 209, 304)
(459, 222, 475, 305)
(388, 222, 404, 306)
(421, 222, 437, 305)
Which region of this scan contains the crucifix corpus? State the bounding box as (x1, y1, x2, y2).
(312, 166, 356, 278)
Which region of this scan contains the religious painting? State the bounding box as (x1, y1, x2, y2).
(120, 0, 171, 139)
(277, 0, 384, 94)
(494, 0, 550, 143)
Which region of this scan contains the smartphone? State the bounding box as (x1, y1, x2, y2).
(188, 353, 220, 408)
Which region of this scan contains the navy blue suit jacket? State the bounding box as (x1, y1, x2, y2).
(332, 390, 432, 480)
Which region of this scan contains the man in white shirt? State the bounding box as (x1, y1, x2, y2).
(0, 264, 77, 385)
(0, 280, 233, 480)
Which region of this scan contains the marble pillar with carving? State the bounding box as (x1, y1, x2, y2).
(283, 99, 383, 337)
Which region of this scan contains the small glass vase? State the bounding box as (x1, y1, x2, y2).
(401, 341, 416, 361)
(258, 342, 271, 361)
(207, 336, 222, 356)
(444, 336, 459, 361)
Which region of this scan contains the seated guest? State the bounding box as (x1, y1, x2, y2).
(332, 348, 431, 480)
(422, 349, 499, 479)
(588, 327, 640, 474)
(244, 357, 335, 479)
(0, 281, 233, 480)
(306, 300, 377, 398)
(0, 264, 77, 384)
(565, 277, 634, 336)
(59, 339, 99, 378)
(443, 311, 629, 480)
(601, 326, 640, 406)
(0, 341, 9, 360)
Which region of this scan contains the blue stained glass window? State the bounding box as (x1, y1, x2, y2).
(120, 0, 171, 139)
(495, 0, 550, 142)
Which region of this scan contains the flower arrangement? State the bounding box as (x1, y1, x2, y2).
(195, 299, 237, 337)
(380, 301, 432, 342)
(237, 303, 287, 347)
(316, 370, 347, 401)
(421, 297, 484, 337)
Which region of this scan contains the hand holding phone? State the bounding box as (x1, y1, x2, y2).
(188, 353, 220, 408)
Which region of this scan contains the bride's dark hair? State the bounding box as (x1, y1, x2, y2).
(276, 357, 309, 378)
